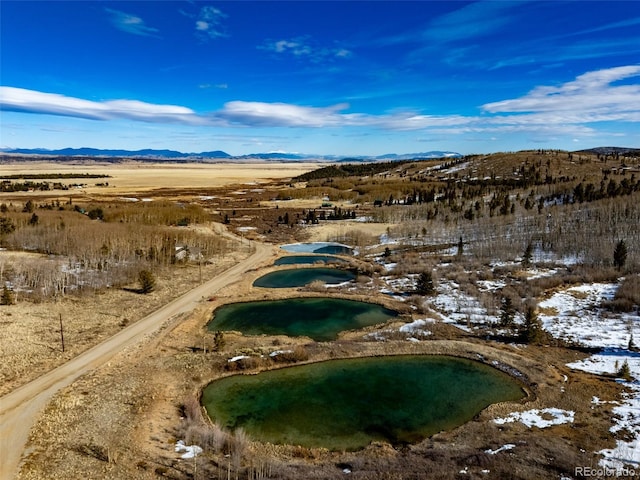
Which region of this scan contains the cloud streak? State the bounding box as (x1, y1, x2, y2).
(195, 6, 228, 40)
(0, 87, 202, 124)
(105, 8, 159, 37)
(2, 66, 639, 139)
(483, 65, 640, 116)
(259, 37, 352, 63)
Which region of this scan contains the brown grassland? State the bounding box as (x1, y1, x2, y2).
(2, 150, 640, 479)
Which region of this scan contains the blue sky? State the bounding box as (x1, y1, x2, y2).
(1, 1, 639, 156)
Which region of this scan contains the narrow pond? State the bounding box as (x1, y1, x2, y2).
(207, 297, 398, 341)
(202, 355, 525, 450)
(253, 267, 355, 288)
(274, 255, 346, 266)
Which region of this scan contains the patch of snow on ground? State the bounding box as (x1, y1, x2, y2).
(399, 318, 434, 333)
(227, 355, 250, 362)
(476, 279, 506, 291)
(380, 274, 416, 294)
(485, 444, 516, 455)
(494, 408, 574, 428)
(539, 283, 639, 349)
(175, 440, 203, 459)
(430, 280, 497, 328)
(269, 350, 293, 357)
(236, 226, 257, 232)
(568, 350, 640, 469)
(523, 268, 558, 280)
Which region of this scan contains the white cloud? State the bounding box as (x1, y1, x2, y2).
(196, 6, 227, 39)
(216, 101, 360, 127)
(483, 65, 640, 115)
(2, 66, 638, 141)
(105, 8, 159, 37)
(0, 87, 202, 125)
(260, 37, 351, 62)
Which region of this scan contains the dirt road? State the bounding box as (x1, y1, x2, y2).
(0, 239, 275, 480)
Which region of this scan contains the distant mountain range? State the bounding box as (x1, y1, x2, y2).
(0, 147, 462, 162)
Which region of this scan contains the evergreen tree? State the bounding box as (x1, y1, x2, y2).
(523, 306, 545, 345)
(456, 236, 464, 257)
(613, 239, 628, 271)
(28, 212, 39, 226)
(522, 242, 533, 268)
(415, 271, 435, 295)
(1, 285, 14, 305)
(138, 269, 156, 294)
(213, 330, 226, 351)
(499, 296, 516, 327)
(0, 217, 16, 235)
(617, 360, 632, 381)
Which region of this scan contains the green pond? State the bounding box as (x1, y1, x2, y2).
(202, 355, 525, 450)
(281, 242, 353, 255)
(274, 255, 346, 266)
(207, 297, 398, 341)
(253, 267, 355, 288)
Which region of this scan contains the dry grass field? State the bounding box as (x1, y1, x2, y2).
(0, 161, 319, 197)
(2, 152, 640, 479)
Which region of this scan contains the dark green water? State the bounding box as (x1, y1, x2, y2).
(253, 267, 355, 288)
(281, 242, 353, 254)
(207, 297, 398, 341)
(202, 355, 525, 450)
(274, 255, 346, 266)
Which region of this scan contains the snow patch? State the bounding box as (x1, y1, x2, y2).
(485, 444, 516, 455)
(494, 408, 574, 428)
(227, 355, 250, 363)
(175, 440, 203, 459)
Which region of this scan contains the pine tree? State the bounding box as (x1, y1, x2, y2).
(415, 271, 435, 295)
(523, 306, 545, 345)
(617, 360, 632, 381)
(500, 296, 515, 327)
(613, 240, 628, 271)
(522, 242, 533, 268)
(138, 269, 156, 294)
(213, 330, 226, 351)
(1, 285, 14, 305)
(456, 236, 464, 257)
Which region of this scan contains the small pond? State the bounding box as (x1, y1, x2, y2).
(274, 255, 346, 266)
(207, 297, 398, 341)
(253, 267, 355, 288)
(281, 242, 353, 255)
(202, 355, 525, 450)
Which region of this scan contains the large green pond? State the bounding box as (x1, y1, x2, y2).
(207, 297, 398, 341)
(202, 355, 525, 450)
(253, 267, 355, 288)
(274, 255, 346, 266)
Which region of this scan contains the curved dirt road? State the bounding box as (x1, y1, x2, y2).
(0, 239, 274, 480)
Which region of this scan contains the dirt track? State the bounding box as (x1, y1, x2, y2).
(0, 239, 275, 480)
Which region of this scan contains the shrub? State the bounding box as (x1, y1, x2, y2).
(138, 269, 156, 293)
(415, 271, 435, 295)
(1, 285, 14, 305)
